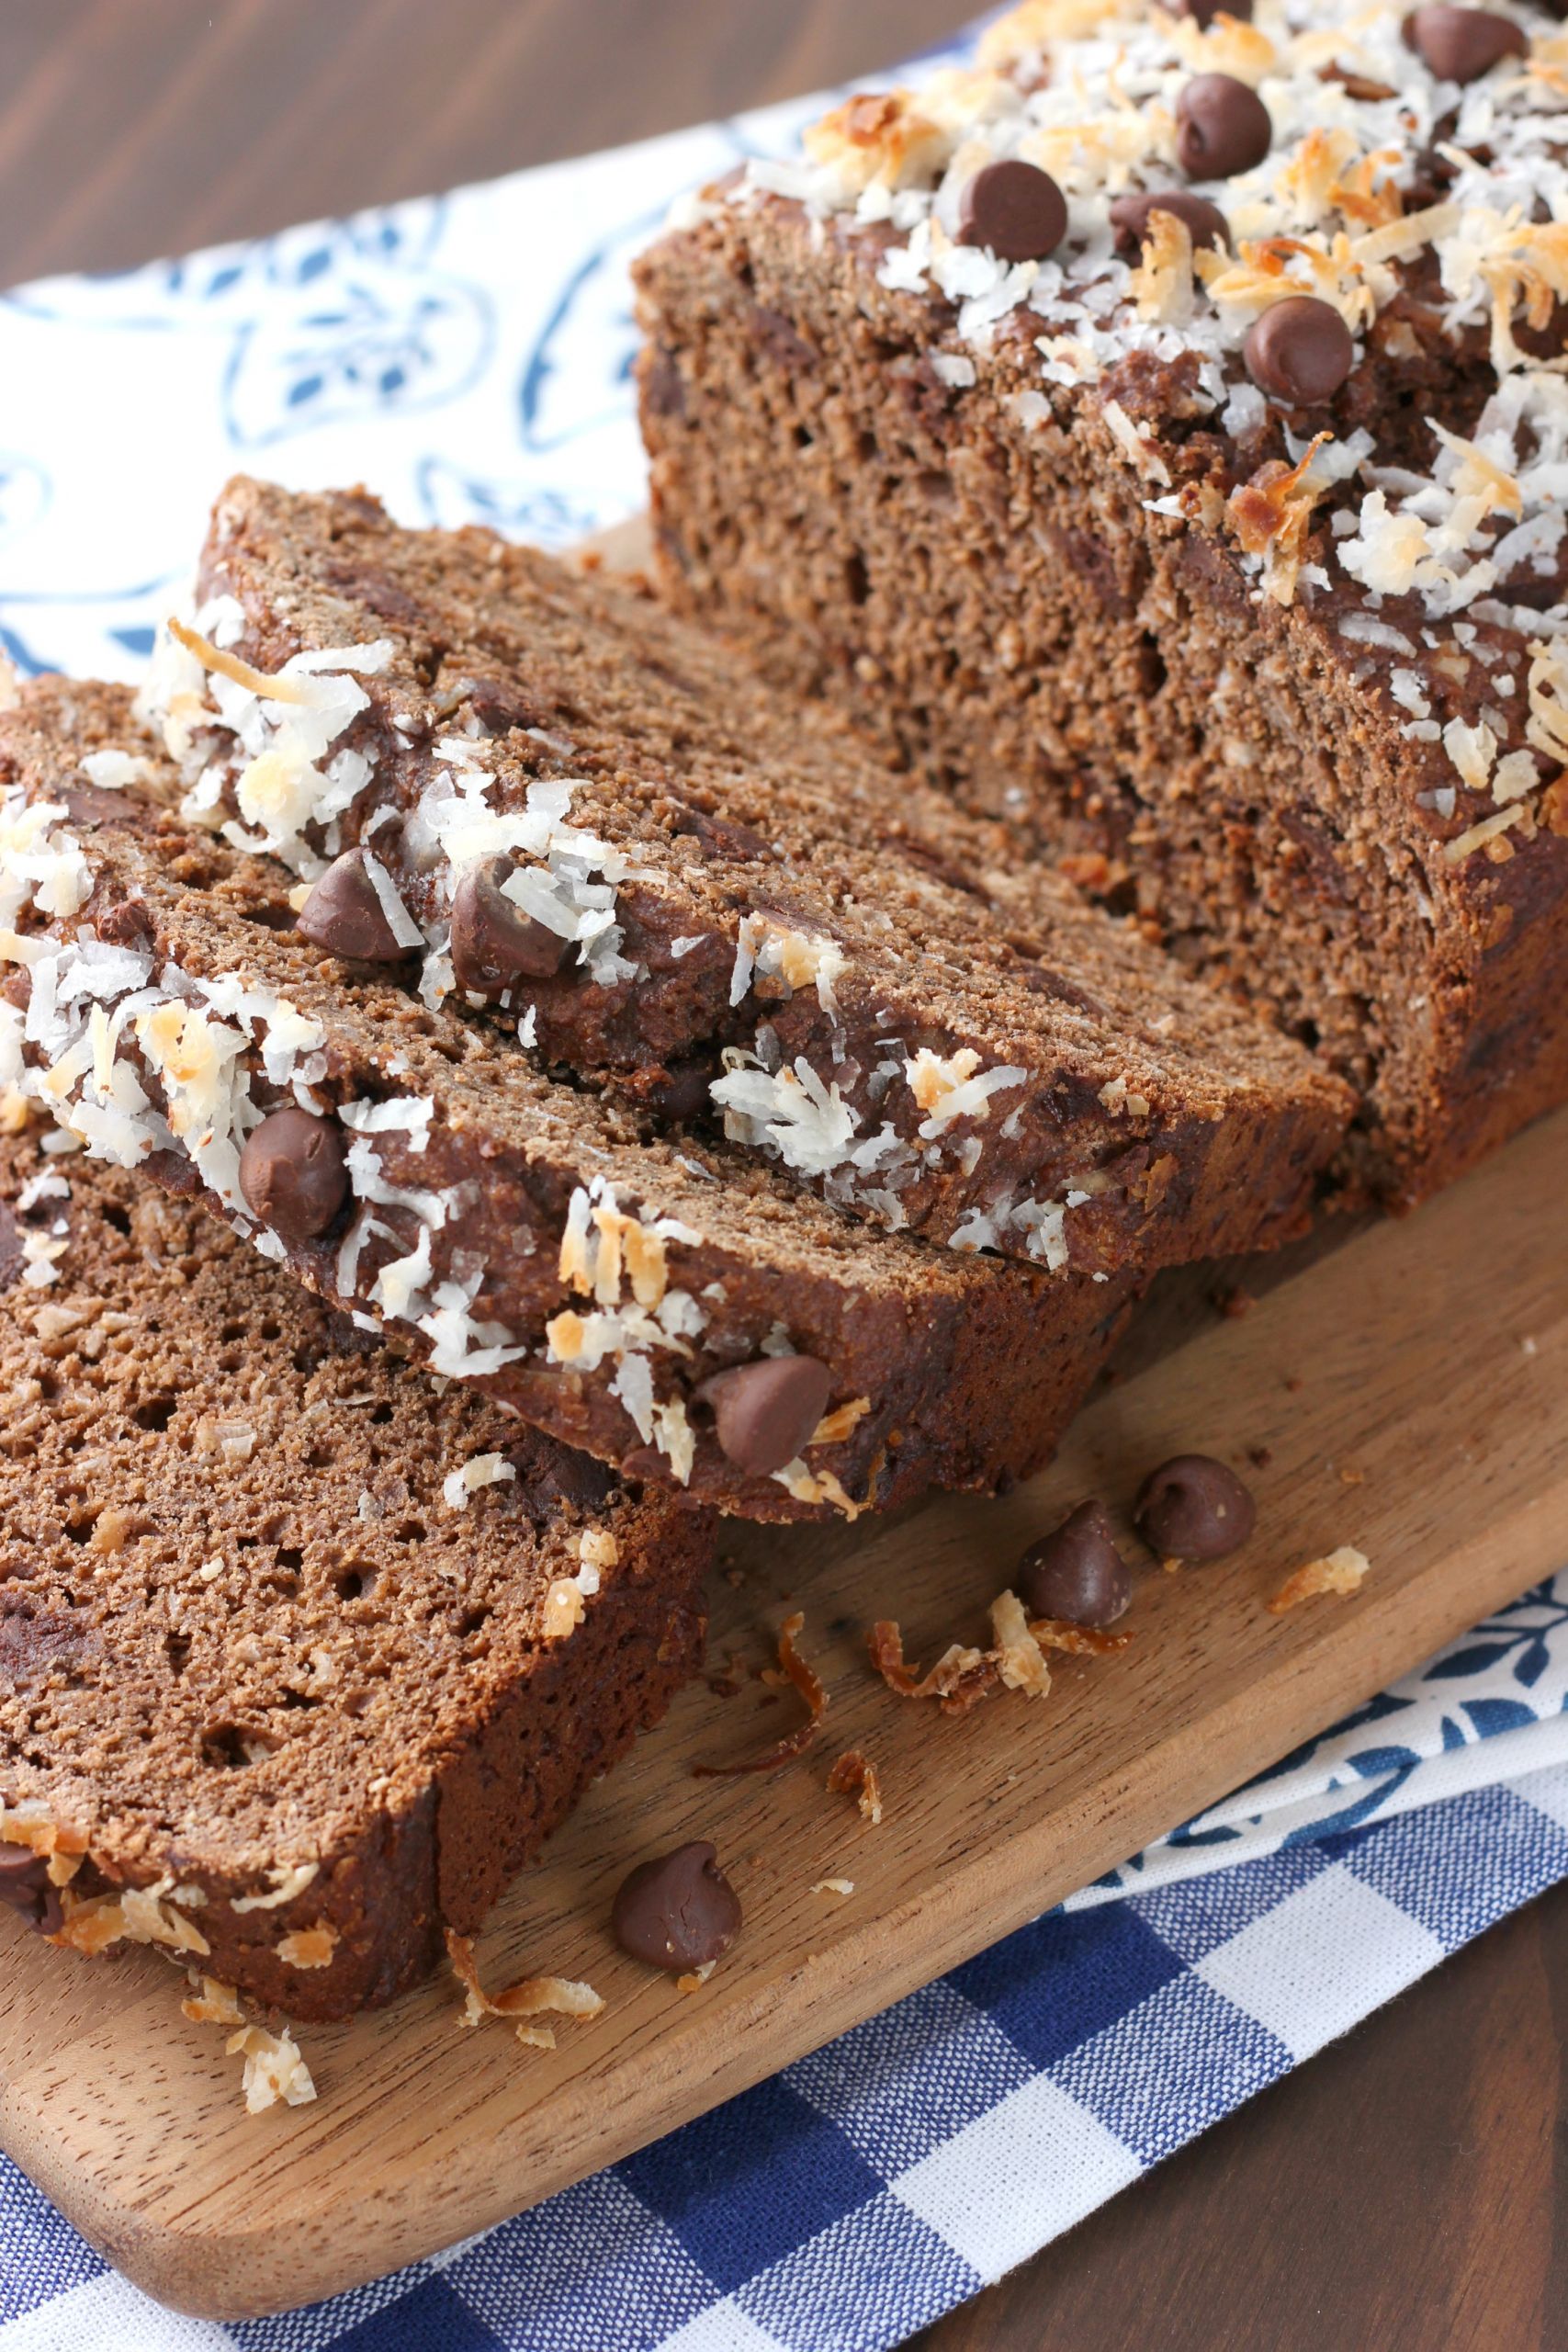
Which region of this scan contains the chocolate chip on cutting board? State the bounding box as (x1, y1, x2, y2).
(1134, 1454, 1258, 1561)
(612, 1841, 742, 1971)
(1017, 1500, 1134, 1626)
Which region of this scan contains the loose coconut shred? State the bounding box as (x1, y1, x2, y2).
(179, 1973, 318, 2114)
(827, 1747, 884, 1826)
(445, 1927, 605, 2050)
(870, 1591, 1131, 1718)
(693, 1610, 828, 1776)
(1269, 1545, 1371, 1614)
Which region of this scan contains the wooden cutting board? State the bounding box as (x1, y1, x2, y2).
(0, 1101, 1563, 2320)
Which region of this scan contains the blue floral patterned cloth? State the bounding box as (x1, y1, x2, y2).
(1, 29, 1565, 2349)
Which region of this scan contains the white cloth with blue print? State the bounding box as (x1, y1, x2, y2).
(1, 32, 1566, 2350)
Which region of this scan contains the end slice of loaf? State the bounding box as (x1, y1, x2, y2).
(632, 33, 1568, 1208)
(150, 476, 1349, 1280)
(0, 1122, 710, 2023)
(0, 677, 1139, 1523)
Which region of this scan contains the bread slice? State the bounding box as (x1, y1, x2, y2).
(0, 677, 1138, 1523)
(151, 476, 1349, 1280)
(0, 1120, 709, 2022)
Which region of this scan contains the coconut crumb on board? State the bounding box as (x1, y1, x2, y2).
(1269, 1545, 1371, 1614)
(227, 2024, 317, 2115)
(827, 1748, 884, 1826)
(445, 1927, 604, 2046)
(178, 1973, 317, 2115)
(811, 1878, 855, 1898)
(869, 1590, 1131, 1717)
(693, 1611, 828, 1777)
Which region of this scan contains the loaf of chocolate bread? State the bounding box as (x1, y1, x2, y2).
(0, 1121, 710, 2021)
(635, 0, 1568, 1207)
(0, 676, 1140, 1523)
(144, 476, 1348, 1281)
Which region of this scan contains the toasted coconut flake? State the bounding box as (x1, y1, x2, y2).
(541, 1576, 588, 1640)
(1226, 434, 1336, 606)
(810, 1396, 872, 1447)
(1128, 208, 1195, 327)
(770, 1459, 867, 1521)
(990, 1589, 1052, 1699)
(1029, 1617, 1135, 1656)
(677, 1960, 717, 1994)
(445, 1928, 604, 2039)
(812, 1878, 855, 1897)
(804, 89, 952, 194)
(978, 0, 1138, 66)
(694, 1610, 828, 1777)
(181, 1973, 246, 2028)
(165, 616, 316, 707)
(231, 1860, 319, 1914)
(827, 1748, 885, 1826)
(53, 1877, 211, 1958)
(442, 1452, 517, 1513)
(0, 1798, 85, 1861)
(870, 1587, 1132, 1721)
(276, 1922, 339, 1971)
(868, 1620, 998, 1716)
(226, 2024, 317, 2114)
(1269, 1545, 1370, 1614)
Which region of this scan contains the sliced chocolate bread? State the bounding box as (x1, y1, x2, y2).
(0, 1120, 710, 2023)
(141, 476, 1350, 1281)
(633, 12, 1568, 1208)
(0, 676, 1138, 1524)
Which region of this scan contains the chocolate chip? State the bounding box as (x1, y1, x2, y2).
(646, 1058, 716, 1125)
(1179, 0, 1253, 18)
(457, 678, 543, 738)
(750, 305, 818, 372)
(90, 899, 155, 953)
(1017, 1500, 1133, 1626)
(612, 1840, 741, 1972)
(238, 1107, 348, 1243)
(694, 1355, 833, 1477)
(0, 1202, 21, 1295)
(0, 1845, 62, 1935)
(1244, 296, 1355, 403)
(501, 1430, 618, 1519)
(1319, 63, 1399, 99)
(1109, 189, 1230, 260)
(449, 856, 572, 998)
(670, 804, 772, 862)
(643, 345, 687, 420)
(63, 784, 134, 829)
(958, 159, 1068, 263)
(297, 848, 415, 962)
(1175, 74, 1272, 179)
(1404, 4, 1527, 81)
(1134, 1454, 1257, 1561)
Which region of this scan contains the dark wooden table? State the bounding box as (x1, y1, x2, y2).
(1, 5, 1562, 2344)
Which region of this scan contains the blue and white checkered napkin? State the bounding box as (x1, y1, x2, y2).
(2, 33, 1567, 2351)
